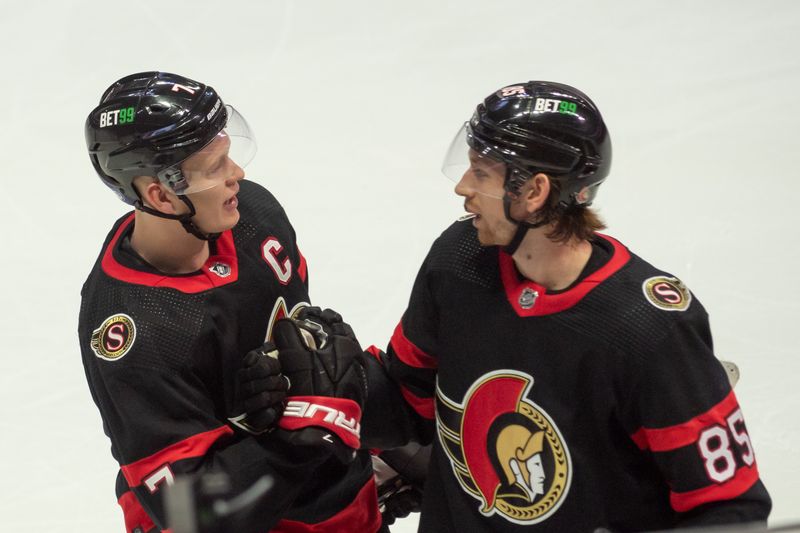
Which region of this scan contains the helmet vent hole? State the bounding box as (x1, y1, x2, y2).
(147, 103, 170, 114)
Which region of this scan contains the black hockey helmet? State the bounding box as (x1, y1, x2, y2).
(85, 71, 255, 205)
(443, 81, 611, 208)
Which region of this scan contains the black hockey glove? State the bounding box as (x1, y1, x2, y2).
(296, 306, 360, 342)
(373, 442, 430, 526)
(228, 342, 288, 435)
(378, 478, 423, 526)
(272, 310, 367, 463)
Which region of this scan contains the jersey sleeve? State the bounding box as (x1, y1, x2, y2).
(620, 313, 771, 526)
(82, 326, 329, 532)
(361, 255, 440, 449)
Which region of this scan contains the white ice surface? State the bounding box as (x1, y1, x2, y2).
(0, 1, 798, 531)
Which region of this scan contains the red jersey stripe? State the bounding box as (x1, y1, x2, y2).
(630, 429, 648, 450)
(364, 345, 382, 361)
(390, 322, 437, 369)
(400, 385, 435, 420)
(120, 425, 234, 488)
(118, 490, 156, 533)
(272, 476, 382, 533)
(670, 464, 760, 512)
(297, 247, 307, 283)
(631, 391, 740, 452)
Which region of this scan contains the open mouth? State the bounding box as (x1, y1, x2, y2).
(224, 195, 238, 208)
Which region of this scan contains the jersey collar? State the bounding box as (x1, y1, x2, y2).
(498, 233, 630, 317)
(101, 213, 239, 293)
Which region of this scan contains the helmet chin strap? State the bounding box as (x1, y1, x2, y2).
(501, 170, 550, 255)
(501, 196, 550, 255)
(134, 196, 221, 242)
(503, 224, 529, 256)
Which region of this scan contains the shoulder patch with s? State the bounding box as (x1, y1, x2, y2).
(642, 276, 692, 311)
(90, 313, 136, 361)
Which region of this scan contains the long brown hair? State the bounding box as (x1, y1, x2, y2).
(521, 176, 606, 243)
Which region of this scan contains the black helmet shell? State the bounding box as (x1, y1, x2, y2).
(85, 71, 228, 204)
(469, 81, 611, 207)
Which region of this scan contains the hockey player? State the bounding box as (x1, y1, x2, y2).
(310, 81, 773, 531)
(78, 72, 381, 533)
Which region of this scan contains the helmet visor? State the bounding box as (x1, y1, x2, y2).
(441, 122, 509, 200)
(158, 105, 257, 195)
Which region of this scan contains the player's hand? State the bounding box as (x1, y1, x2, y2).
(373, 442, 429, 525)
(297, 306, 361, 344)
(378, 476, 423, 526)
(291, 306, 367, 405)
(228, 342, 288, 435)
(272, 309, 368, 462)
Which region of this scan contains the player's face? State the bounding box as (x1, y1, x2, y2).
(526, 454, 545, 495)
(454, 150, 517, 246)
(180, 135, 245, 233)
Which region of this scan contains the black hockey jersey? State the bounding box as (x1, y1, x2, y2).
(78, 180, 380, 533)
(371, 219, 771, 532)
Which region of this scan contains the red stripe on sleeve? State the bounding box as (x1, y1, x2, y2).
(670, 464, 760, 512)
(390, 321, 437, 369)
(631, 391, 740, 452)
(272, 476, 382, 533)
(630, 429, 648, 450)
(365, 345, 383, 361)
(118, 490, 156, 533)
(400, 385, 435, 420)
(297, 247, 307, 283)
(120, 425, 234, 488)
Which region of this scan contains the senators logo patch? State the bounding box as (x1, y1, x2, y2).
(436, 370, 571, 525)
(90, 314, 136, 361)
(642, 276, 692, 311)
(264, 297, 310, 342)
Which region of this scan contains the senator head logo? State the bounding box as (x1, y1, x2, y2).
(436, 370, 571, 525)
(90, 313, 136, 361)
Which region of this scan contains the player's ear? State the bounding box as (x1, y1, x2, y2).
(528, 174, 550, 211)
(135, 176, 180, 215)
(513, 173, 550, 218)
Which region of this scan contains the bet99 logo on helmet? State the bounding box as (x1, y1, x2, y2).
(99, 106, 135, 128)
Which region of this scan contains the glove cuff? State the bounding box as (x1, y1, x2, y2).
(278, 396, 362, 449)
(228, 412, 273, 435)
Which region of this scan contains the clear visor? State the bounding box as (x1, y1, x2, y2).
(159, 105, 257, 195)
(441, 122, 508, 200)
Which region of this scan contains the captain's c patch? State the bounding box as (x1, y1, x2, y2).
(91, 314, 136, 361)
(642, 276, 692, 311)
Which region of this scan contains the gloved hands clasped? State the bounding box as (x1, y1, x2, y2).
(229, 341, 288, 435)
(272, 307, 368, 463)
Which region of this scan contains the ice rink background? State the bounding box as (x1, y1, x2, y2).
(1, 1, 798, 531)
